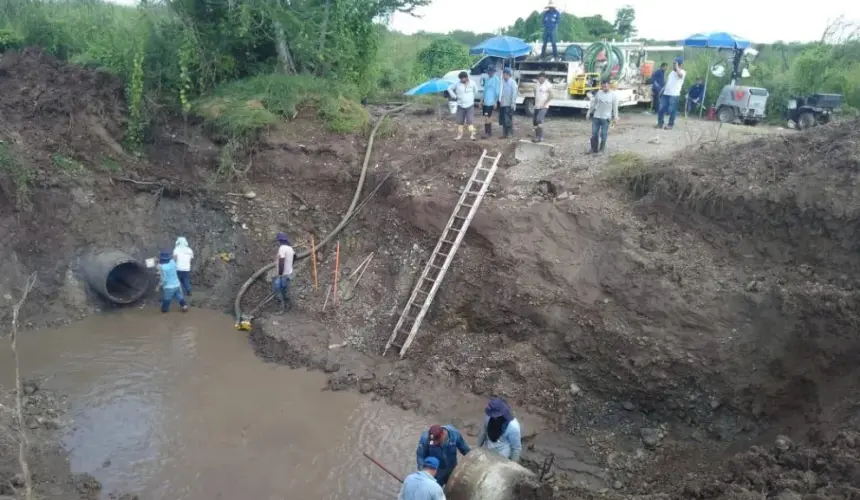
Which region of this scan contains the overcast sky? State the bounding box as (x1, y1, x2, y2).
(389, 0, 860, 43)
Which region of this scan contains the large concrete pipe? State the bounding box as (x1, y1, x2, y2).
(445, 449, 550, 500)
(83, 251, 151, 304)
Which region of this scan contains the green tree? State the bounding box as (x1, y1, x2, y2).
(613, 6, 636, 39)
(581, 15, 615, 39)
(417, 36, 473, 77)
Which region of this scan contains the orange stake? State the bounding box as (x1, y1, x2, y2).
(333, 241, 341, 306)
(311, 235, 319, 291)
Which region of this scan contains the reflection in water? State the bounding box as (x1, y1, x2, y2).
(0, 309, 430, 500)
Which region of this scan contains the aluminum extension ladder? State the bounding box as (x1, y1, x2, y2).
(384, 150, 502, 358)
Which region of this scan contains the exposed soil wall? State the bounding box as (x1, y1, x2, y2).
(3, 50, 860, 499)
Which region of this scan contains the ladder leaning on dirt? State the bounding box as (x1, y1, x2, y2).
(384, 150, 502, 358)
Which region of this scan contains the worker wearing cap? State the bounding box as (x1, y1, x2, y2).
(498, 68, 518, 138)
(416, 424, 471, 487)
(273, 232, 295, 312)
(398, 457, 446, 500)
(476, 397, 522, 462)
(480, 67, 501, 138)
(657, 57, 686, 130)
(157, 250, 188, 313)
(540, 1, 561, 59)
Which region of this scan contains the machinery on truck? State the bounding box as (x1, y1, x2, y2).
(443, 41, 683, 115)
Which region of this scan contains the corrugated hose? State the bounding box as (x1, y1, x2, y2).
(583, 42, 626, 82)
(233, 103, 410, 323)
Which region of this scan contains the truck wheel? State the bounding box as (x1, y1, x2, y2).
(523, 98, 535, 117)
(717, 106, 735, 124)
(798, 111, 816, 130)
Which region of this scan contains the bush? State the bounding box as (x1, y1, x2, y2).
(196, 74, 368, 138)
(0, 27, 23, 52)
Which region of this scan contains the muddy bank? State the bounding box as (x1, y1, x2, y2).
(0, 384, 101, 500)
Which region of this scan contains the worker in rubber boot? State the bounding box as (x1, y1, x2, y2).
(273, 232, 295, 313)
(416, 424, 471, 487)
(533, 72, 552, 143)
(447, 72, 477, 141)
(586, 79, 618, 154)
(157, 250, 188, 313)
(476, 397, 522, 463)
(499, 68, 518, 138)
(480, 67, 501, 138)
(173, 236, 194, 297)
(540, 1, 561, 59)
(398, 457, 446, 500)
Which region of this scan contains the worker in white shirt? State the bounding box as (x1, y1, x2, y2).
(447, 71, 478, 141)
(585, 80, 619, 154)
(172, 236, 194, 296)
(533, 72, 552, 143)
(657, 57, 686, 130)
(273, 232, 295, 313)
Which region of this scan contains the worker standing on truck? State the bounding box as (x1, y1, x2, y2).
(650, 62, 667, 113)
(586, 80, 619, 154)
(448, 72, 478, 141)
(416, 424, 471, 487)
(533, 72, 552, 143)
(477, 398, 523, 463)
(173, 236, 194, 297)
(657, 58, 686, 130)
(157, 250, 188, 313)
(481, 67, 501, 138)
(499, 68, 518, 138)
(398, 457, 446, 500)
(273, 232, 295, 313)
(541, 1, 561, 59)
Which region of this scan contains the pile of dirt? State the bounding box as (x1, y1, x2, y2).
(0, 47, 128, 185)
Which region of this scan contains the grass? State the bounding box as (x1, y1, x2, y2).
(196, 74, 369, 138)
(50, 153, 85, 175)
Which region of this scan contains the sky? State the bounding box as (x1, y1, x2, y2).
(388, 0, 860, 43)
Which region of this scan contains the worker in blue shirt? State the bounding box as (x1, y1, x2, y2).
(687, 76, 705, 113)
(541, 1, 561, 59)
(480, 67, 501, 138)
(157, 250, 188, 313)
(477, 398, 523, 462)
(398, 457, 446, 500)
(650, 62, 667, 112)
(416, 424, 470, 487)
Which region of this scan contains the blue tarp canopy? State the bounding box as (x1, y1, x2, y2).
(469, 36, 531, 58)
(680, 32, 751, 49)
(404, 77, 456, 96)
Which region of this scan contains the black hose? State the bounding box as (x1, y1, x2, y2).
(233, 103, 410, 322)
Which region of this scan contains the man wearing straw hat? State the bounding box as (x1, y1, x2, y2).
(541, 1, 561, 59)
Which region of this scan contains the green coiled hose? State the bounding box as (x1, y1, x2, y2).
(583, 42, 626, 82)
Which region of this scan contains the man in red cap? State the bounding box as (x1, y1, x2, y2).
(415, 424, 471, 487)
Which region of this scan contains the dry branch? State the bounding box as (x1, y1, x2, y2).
(9, 273, 37, 500)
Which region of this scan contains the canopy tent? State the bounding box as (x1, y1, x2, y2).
(469, 36, 531, 58)
(404, 77, 456, 96)
(679, 32, 752, 117)
(680, 32, 751, 50)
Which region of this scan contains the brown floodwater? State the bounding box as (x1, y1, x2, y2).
(0, 309, 433, 499)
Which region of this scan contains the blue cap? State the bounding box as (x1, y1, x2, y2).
(674, 56, 684, 64)
(276, 232, 290, 244)
(422, 457, 440, 469)
(158, 250, 172, 264)
(503, 67, 512, 75)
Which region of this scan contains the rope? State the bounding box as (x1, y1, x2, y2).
(233, 104, 410, 322)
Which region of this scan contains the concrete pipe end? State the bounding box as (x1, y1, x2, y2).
(83, 251, 152, 305)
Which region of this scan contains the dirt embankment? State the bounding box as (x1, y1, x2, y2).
(3, 48, 860, 499)
(0, 383, 101, 500)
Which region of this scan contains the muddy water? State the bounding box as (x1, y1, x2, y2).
(0, 309, 430, 499)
